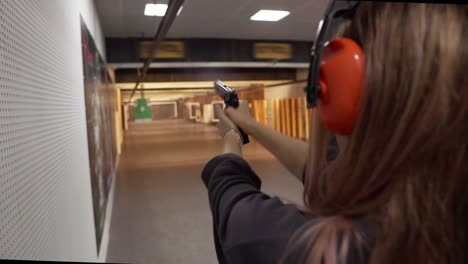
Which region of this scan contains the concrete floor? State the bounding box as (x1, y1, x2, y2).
(106, 119, 304, 264)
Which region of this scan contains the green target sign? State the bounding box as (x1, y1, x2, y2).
(135, 99, 152, 121)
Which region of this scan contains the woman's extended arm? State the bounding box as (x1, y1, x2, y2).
(225, 101, 308, 181)
(214, 105, 243, 157)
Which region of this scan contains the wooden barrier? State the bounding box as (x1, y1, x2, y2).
(268, 97, 309, 139)
(298, 99, 303, 138)
(281, 100, 287, 134)
(251, 99, 267, 125)
(287, 100, 291, 136)
(274, 99, 281, 131)
(293, 99, 299, 137)
(304, 97, 311, 140)
(273, 100, 277, 130)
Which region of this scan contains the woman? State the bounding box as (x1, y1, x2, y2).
(202, 2, 468, 263)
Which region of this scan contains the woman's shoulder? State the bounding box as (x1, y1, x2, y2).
(281, 215, 373, 264)
(223, 191, 311, 263)
(227, 194, 309, 242)
(226, 194, 373, 264)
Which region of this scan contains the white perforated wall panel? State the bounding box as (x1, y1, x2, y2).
(1, 0, 100, 261)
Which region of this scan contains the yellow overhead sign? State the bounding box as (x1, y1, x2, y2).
(139, 41, 186, 59)
(254, 43, 293, 60)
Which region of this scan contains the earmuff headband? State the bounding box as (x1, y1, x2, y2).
(305, 0, 360, 108)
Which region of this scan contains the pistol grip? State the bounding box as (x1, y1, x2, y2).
(223, 93, 249, 145)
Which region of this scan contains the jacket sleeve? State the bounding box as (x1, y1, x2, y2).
(201, 154, 312, 264)
(201, 153, 263, 263)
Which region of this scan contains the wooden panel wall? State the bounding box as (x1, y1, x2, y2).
(271, 96, 309, 140)
(251, 100, 267, 125)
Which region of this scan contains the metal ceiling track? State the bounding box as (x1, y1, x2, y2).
(127, 0, 185, 103)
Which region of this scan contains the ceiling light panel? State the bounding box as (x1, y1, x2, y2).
(144, 3, 168, 17)
(250, 10, 290, 22)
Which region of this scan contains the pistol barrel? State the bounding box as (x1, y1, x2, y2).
(214, 80, 233, 98)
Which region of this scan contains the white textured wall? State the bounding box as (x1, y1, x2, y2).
(0, 0, 106, 261)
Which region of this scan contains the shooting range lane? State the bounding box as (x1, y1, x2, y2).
(106, 120, 304, 264)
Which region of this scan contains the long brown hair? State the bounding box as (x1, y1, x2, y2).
(287, 2, 468, 263)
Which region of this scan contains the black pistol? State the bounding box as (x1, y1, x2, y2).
(214, 80, 250, 145)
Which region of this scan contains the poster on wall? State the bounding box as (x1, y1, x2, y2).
(80, 17, 117, 251)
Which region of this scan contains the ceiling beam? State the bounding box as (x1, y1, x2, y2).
(110, 62, 309, 70)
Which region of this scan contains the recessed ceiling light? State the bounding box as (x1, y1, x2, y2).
(250, 10, 290, 22)
(144, 3, 168, 17)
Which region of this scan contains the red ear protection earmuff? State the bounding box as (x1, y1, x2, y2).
(317, 38, 364, 135)
(305, 0, 362, 135)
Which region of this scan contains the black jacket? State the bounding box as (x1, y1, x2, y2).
(201, 138, 369, 264)
(202, 153, 310, 263)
